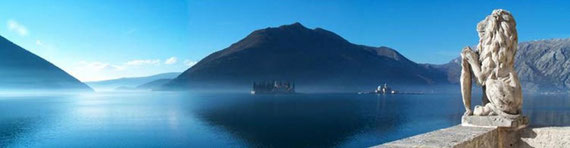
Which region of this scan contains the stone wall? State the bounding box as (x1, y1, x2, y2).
(376, 125, 570, 148)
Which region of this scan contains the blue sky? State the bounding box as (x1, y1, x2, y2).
(0, 0, 569, 81)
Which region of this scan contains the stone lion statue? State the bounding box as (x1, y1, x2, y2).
(461, 9, 523, 117)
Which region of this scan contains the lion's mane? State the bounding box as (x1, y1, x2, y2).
(476, 9, 518, 85)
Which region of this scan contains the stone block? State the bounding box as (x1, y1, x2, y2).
(376, 125, 497, 148)
(518, 126, 570, 147)
(461, 115, 528, 128)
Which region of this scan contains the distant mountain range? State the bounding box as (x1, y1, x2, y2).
(86, 72, 180, 91)
(162, 23, 569, 93)
(431, 39, 570, 93)
(162, 23, 449, 92)
(136, 79, 173, 90)
(0, 35, 92, 91)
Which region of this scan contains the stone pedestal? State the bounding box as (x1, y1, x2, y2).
(461, 115, 529, 128)
(461, 115, 529, 148)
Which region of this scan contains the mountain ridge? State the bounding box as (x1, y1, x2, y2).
(87, 72, 180, 91)
(432, 38, 570, 93)
(162, 23, 569, 93)
(162, 22, 449, 92)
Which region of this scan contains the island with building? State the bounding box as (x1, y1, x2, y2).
(358, 83, 398, 94)
(251, 81, 295, 94)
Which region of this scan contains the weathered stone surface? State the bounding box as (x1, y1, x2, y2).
(461, 115, 529, 128)
(376, 125, 497, 148)
(518, 126, 570, 147)
(498, 127, 521, 148)
(376, 125, 570, 148)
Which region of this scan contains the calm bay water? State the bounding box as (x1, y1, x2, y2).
(0, 92, 568, 147)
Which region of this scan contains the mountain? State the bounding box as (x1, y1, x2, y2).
(86, 72, 180, 91)
(162, 23, 449, 92)
(434, 38, 570, 93)
(136, 79, 172, 90)
(422, 57, 462, 84)
(0, 35, 92, 91)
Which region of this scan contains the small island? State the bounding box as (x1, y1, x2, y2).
(358, 83, 398, 94)
(251, 81, 295, 94)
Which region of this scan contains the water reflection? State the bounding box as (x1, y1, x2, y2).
(190, 94, 369, 147)
(0, 95, 69, 147)
(190, 93, 464, 147)
(0, 93, 567, 147)
(0, 118, 36, 146)
(523, 94, 570, 127)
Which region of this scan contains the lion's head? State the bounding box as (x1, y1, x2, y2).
(476, 9, 518, 79)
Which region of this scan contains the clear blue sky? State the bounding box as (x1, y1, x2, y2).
(0, 0, 568, 81)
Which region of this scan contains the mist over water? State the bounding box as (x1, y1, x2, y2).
(0, 92, 568, 147)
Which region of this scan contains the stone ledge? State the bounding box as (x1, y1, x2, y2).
(375, 125, 497, 148)
(375, 125, 570, 148)
(519, 126, 570, 148)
